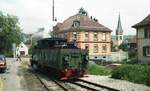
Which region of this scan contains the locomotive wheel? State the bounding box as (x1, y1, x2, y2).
(32, 63, 38, 70)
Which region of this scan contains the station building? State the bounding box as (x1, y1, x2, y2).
(53, 8, 112, 60)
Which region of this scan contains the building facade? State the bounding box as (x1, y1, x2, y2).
(53, 8, 112, 60)
(132, 14, 150, 63)
(16, 42, 29, 56)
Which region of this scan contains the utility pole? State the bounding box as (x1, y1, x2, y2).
(51, 0, 57, 37)
(52, 0, 55, 22)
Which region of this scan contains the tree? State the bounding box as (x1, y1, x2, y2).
(119, 43, 128, 51)
(0, 11, 23, 56)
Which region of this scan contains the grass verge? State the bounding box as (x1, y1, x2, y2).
(88, 64, 112, 75)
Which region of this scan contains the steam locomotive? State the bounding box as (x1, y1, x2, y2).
(30, 38, 88, 80)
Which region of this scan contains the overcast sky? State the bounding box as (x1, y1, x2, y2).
(0, 0, 150, 35)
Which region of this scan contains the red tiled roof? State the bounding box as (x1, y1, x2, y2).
(54, 14, 112, 33)
(56, 23, 63, 28)
(132, 14, 150, 28)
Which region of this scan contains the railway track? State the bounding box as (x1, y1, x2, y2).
(34, 72, 120, 91)
(67, 79, 120, 91)
(35, 72, 67, 91)
(29, 67, 119, 91)
(33, 71, 78, 91)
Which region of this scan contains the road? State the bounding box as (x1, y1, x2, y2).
(0, 58, 27, 91)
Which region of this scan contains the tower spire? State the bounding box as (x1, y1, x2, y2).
(116, 13, 123, 34)
(116, 13, 124, 46)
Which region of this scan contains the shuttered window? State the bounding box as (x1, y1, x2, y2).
(94, 44, 98, 53)
(144, 27, 150, 38)
(102, 44, 107, 51)
(94, 32, 98, 41)
(143, 46, 150, 57)
(85, 32, 89, 41)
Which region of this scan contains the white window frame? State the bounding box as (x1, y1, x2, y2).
(102, 32, 106, 41)
(146, 47, 150, 57)
(72, 32, 77, 40)
(85, 32, 89, 41)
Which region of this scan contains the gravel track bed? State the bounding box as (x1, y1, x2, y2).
(80, 75, 150, 91)
(18, 60, 48, 91)
(73, 80, 113, 91)
(36, 73, 66, 91)
(62, 81, 88, 91)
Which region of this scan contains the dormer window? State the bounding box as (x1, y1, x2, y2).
(73, 21, 80, 28)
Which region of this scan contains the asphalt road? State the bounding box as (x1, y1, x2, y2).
(0, 58, 26, 91)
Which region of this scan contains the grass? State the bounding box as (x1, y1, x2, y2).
(88, 64, 112, 75)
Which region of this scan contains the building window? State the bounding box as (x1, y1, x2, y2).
(116, 36, 118, 40)
(73, 21, 80, 28)
(94, 32, 98, 41)
(72, 32, 77, 41)
(85, 32, 89, 41)
(102, 44, 107, 51)
(143, 46, 150, 57)
(85, 44, 89, 50)
(144, 27, 150, 38)
(94, 44, 98, 53)
(102, 32, 106, 41)
(120, 36, 122, 40)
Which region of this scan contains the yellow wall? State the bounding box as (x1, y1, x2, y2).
(63, 31, 111, 57)
(55, 30, 111, 57)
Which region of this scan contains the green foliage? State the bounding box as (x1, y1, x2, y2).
(112, 65, 150, 86)
(0, 11, 23, 55)
(119, 43, 128, 51)
(127, 58, 138, 64)
(88, 64, 112, 75)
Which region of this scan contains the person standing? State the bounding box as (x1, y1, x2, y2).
(16, 55, 22, 61)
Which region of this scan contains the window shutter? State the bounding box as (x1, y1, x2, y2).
(143, 47, 146, 56)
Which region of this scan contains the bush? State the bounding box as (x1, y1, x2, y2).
(88, 64, 112, 75)
(111, 65, 150, 86)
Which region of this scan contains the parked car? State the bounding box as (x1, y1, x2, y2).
(0, 55, 7, 72)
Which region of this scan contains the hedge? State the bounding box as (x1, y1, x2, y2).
(111, 65, 150, 86)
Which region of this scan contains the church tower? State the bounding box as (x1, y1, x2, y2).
(116, 14, 123, 46)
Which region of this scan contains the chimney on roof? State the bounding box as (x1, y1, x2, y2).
(93, 18, 98, 22)
(78, 7, 88, 16)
